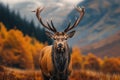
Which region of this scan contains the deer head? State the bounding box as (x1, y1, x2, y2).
(33, 7, 85, 53)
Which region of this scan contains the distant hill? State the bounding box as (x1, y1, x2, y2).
(61, 0, 120, 57)
(0, 3, 52, 44)
(62, 0, 120, 46)
(81, 31, 120, 57)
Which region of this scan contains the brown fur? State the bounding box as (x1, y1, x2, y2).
(39, 45, 72, 78)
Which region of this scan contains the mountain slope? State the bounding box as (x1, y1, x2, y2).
(62, 0, 120, 46)
(81, 31, 120, 57)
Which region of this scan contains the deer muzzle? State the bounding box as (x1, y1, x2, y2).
(57, 43, 65, 53)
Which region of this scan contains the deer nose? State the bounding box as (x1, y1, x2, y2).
(58, 43, 62, 48)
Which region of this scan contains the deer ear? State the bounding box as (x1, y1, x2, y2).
(67, 30, 76, 38)
(45, 31, 53, 38)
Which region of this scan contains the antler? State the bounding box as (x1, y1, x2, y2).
(64, 6, 85, 32)
(33, 7, 57, 33)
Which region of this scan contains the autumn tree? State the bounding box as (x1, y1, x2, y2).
(0, 23, 8, 65)
(0, 23, 47, 70)
(83, 53, 102, 71)
(25, 36, 45, 69)
(102, 58, 120, 74)
(71, 47, 83, 70)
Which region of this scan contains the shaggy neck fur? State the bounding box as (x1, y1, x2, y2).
(52, 44, 70, 73)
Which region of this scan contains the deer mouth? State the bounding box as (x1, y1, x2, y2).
(57, 47, 65, 53)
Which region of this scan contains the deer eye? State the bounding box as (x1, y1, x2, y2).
(54, 37, 58, 41)
(64, 37, 67, 40)
(53, 36, 56, 40)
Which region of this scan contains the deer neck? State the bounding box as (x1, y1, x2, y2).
(52, 44, 70, 73)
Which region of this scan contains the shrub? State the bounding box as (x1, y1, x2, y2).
(102, 58, 120, 74)
(83, 53, 102, 71)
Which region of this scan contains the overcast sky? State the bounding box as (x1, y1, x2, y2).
(0, 0, 83, 27)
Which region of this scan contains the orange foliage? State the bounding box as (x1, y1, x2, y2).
(71, 46, 83, 70)
(83, 53, 102, 71)
(102, 58, 120, 74)
(0, 22, 45, 69)
(71, 47, 103, 71)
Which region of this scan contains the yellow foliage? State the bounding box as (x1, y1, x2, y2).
(71, 46, 83, 69)
(0, 23, 46, 69)
(83, 53, 102, 71)
(102, 58, 120, 74)
(0, 23, 8, 52)
(0, 22, 8, 39)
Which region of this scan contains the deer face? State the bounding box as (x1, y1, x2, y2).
(34, 6, 85, 51)
(46, 31, 75, 52)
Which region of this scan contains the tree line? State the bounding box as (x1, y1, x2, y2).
(0, 3, 52, 44)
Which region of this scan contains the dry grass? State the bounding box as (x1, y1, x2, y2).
(0, 66, 42, 80)
(70, 70, 120, 80)
(0, 66, 120, 80)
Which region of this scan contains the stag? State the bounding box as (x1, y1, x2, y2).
(33, 6, 85, 80)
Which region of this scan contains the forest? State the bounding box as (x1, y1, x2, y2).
(0, 3, 52, 44)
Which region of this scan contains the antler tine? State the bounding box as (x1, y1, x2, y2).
(47, 21, 53, 30)
(34, 7, 56, 32)
(64, 20, 71, 32)
(50, 19, 57, 32)
(64, 17, 79, 32)
(64, 6, 85, 32)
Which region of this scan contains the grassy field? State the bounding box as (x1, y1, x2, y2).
(0, 66, 120, 80)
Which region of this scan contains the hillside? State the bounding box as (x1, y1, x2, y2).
(61, 0, 120, 57)
(81, 31, 120, 57)
(62, 0, 120, 47)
